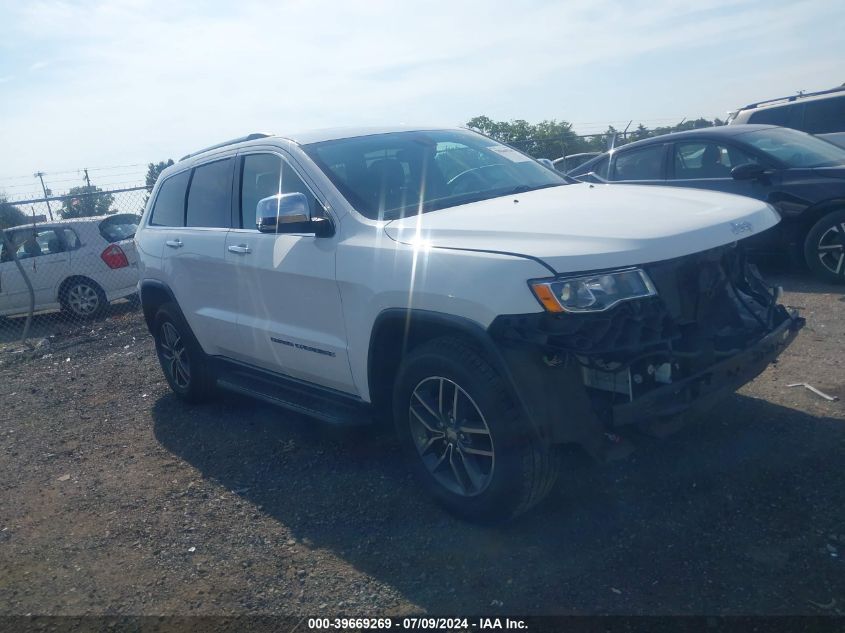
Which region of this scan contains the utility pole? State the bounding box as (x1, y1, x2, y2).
(83, 168, 91, 188)
(34, 171, 53, 221)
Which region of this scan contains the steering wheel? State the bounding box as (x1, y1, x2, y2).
(447, 163, 508, 193)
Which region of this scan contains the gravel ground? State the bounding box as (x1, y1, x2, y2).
(0, 272, 843, 617)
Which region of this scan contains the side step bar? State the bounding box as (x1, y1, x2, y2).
(214, 360, 372, 426)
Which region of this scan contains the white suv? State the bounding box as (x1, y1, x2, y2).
(1, 214, 140, 319)
(136, 127, 803, 521)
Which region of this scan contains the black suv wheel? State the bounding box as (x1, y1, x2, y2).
(805, 210, 845, 284)
(153, 302, 216, 403)
(393, 336, 558, 522)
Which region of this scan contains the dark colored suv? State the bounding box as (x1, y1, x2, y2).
(568, 125, 845, 282)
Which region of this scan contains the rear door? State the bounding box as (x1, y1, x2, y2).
(156, 157, 241, 357)
(224, 149, 355, 394)
(609, 143, 669, 185)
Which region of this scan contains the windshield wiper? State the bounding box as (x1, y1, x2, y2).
(505, 183, 564, 195)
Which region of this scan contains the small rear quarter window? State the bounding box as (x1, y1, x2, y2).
(150, 171, 190, 227)
(99, 213, 141, 243)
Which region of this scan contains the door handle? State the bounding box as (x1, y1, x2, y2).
(165, 239, 183, 248)
(227, 244, 251, 254)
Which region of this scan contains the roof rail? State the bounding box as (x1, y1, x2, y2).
(179, 133, 272, 161)
(739, 85, 845, 112)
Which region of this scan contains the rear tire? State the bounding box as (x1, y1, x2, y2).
(393, 336, 558, 522)
(804, 210, 845, 283)
(60, 277, 107, 320)
(153, 302, 216, 403)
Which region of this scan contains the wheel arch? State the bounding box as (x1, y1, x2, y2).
(367, 308, 607, 456)
(367, 309, 511, 419)
(57, 274, 106, 303)
(139, 279, 182, 334)
(798, 198, 845, 240)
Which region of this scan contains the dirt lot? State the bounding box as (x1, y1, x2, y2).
(0, 272, 843, 617)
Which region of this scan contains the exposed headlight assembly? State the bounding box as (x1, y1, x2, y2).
(529, 268, 657, 313)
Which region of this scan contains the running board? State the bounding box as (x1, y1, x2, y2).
(215, 362, 372, 426)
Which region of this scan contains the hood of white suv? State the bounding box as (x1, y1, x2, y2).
(384, 183, 780, 273)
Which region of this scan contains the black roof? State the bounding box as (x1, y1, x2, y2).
(612, 124, 777, 151)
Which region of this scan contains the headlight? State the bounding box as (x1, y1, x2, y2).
(529, 268, 657, 313)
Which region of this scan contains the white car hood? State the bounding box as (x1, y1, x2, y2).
(384, 183, 780, 273)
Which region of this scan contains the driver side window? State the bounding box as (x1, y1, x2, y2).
(671, 142, 758, 180)
(240, 154, 319, 229)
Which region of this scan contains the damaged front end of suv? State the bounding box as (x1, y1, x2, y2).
(489, 243, 805, 460)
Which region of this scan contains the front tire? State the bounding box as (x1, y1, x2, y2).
(153, 303, 216, 403)
(393, 337, 558, 522)
(804, 210, 845, 283)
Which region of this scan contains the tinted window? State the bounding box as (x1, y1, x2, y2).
(150, 170, 190, 227)
(240, 154, 318, 229)
(613, 145, 665, 180)
(672, 142, 758, 179)
(803, 97, 845, 135)
(747, 105, 790, 126)
(186, 158, 233, 228)
(303, 130, 565, 220)
(98, 214, 141, 242)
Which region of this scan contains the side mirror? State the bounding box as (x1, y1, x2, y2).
(731, 163, 766, 181)
(256, 193, 333, 237)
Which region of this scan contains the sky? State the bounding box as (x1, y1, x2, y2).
(1, 0, 843, 199)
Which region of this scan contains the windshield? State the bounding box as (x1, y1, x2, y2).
(741, 127, 845, 168)
(302, 129, 567, 220)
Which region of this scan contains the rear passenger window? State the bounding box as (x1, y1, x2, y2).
(612, 145, 665, 181)
(240, 154, 318, 229)
(803, 97, 845, 135)
(186, 158, 234, 228)
(150, 171, 190, 227)
(61, 229, 81, 250)
(748, 106, 790, 126)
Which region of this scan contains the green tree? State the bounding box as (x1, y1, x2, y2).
(60, 185, 114, 219)
(145, 159, 174, 189)
(0, 196, 27, 229)
(466, 116, 586, 159)
(144, 159, 174, 205)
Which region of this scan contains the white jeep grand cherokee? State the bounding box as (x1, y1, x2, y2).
(135, 127, 803, 521)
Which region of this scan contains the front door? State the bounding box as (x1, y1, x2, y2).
(0, 227, 70, 315)
(225, 151, 355, 394)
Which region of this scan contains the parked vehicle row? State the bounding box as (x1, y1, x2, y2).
(136, 127, 802, 522)
(0, 214, 141, 319)
(566, 125, 845, 282)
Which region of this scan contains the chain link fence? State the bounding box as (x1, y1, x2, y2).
(0, 186, 150, 356)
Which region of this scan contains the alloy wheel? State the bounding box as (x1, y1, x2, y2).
(159, 322, 191, 390)
(67, 283, 100, 316)
(409, 376, 495, 497)
(817, 222, 845, 276)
